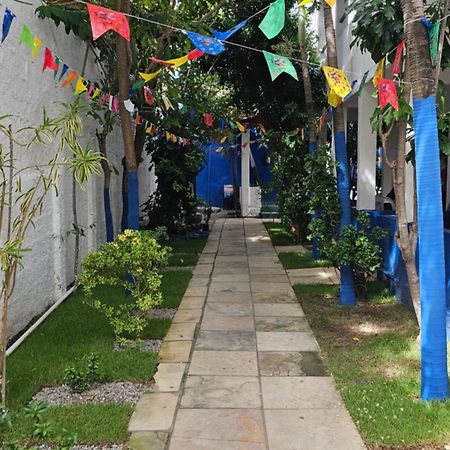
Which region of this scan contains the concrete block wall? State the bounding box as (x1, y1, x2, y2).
(0, 0, 153, 338)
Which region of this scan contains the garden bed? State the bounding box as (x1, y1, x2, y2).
(263, 222, 297, 246)
(278, 251, 330, 270)
(294, 282, 450, 449)
(4, 269, 191, 446)
(167, 237, 207, 267)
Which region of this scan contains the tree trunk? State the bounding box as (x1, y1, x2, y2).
(116, 0, 139, 230)
(298, 8, 321, 259)
(323, 2, 356, 305)
(97, 130, 114, 241)
(401, 0, 449, 401)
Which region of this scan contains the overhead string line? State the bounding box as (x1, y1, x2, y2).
(64, 0, 449, 88)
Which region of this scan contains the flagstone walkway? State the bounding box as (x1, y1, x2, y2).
(128, 218, 365, 450)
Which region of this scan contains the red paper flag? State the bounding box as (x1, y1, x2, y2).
(42, 47, 59, 72)
(392, 40, 406, 76)
(150, 57, 174, 67)
(87, 3, 130, 41)
(187, 49, 205, 60)
(144, 86, 155, 106)
(378, 78, 399, 111)
(203, 113, 214, 127)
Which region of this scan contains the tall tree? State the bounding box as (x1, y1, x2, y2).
(323, 2, 356, 305)
(400, 0, 448, 401)
(298, 6, 320, 259)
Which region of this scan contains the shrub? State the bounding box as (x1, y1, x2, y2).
(63, 354, 103, 394)
(80, 229, 170, 344)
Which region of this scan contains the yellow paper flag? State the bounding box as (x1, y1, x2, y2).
(325, 0, 336, 6)
(220, 136, 228, 143)
(372, 57, 385, 88)
(236, 121, 245, 132)
(139, 69, 162, 83)
(323, 66, 352, 99)
(74, 76, 87, 94)
(92, 88, 101, 99)
(165, 131, 171, 141)
(299, 0, 313, 5)
(162, 93, 175, 111)
(166, 55, 189, 68)
(31, 37, 42, 61)
(328, 90, 342, 108)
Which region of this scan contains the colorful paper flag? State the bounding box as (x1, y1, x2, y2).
(299, 0, 313, 5)
(150, 56, 176, 67)
(139, 70, 161, 83)
(162, 93, 174, 111)
(185, 31, 225, 55)
(211, 20, 248, 41)
(392, 40, 406, 76)
(87, 3, 130, 41)
(187, 49, 205, 60)
(325, 0, 336, 6)
(236, 121, 245, 132)
(20, 25, 33, 49)
(2, 8, 16, 43)
(92, 87, 101, 99)
(263, 51, 298, 81)
(203, 113, 214, 127)
(429, 22, 440, 66)
(42, 47, 59, 72)
(124, 99, 135, 112)
(166, 55, 189, 68)
(378, 78, 399, 111)
(31, 37, 42, 61)
(323, 66, 351, 107)
(259, 0, 285, 40)
(58, 63, 70, 81)
(61, 70, 77, 87)
(144, 86, 155, 106)
(53, 57, 60, 78)
(357, 71, 369, 97)
(112, 96, 119, 113)
(372, 57, 385, 88)
(74, 76, 87, 94)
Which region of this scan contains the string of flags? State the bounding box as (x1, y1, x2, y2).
(1, 0, 444, 135)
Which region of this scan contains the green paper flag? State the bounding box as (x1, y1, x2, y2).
(20, 25, 34, 49)
(358, 71, 369, 97)
(259, 0, 285, 39)
(263, 51, 298, 81)
(429, 22, 440, 67)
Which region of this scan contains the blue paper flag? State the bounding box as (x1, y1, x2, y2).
(185, 31, 225, 55)
(58, 63, 69, 81)
(189, 108, 196, 122)
(219, 118, 226, 129)
(211, 20, 248, 41)
(2, 8, 16, 43)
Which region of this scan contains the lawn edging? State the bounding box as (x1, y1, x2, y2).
(127, 224, 220, 450)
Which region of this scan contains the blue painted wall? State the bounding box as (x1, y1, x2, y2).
(196, 129, 276, 208)
(369, 210, 450, 338)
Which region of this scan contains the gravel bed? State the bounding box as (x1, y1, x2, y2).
(32, 381, 149, 406)
(114, 339, 162, 353)
(147, 308, 177, 319)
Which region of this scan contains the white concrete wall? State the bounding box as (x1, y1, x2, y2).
(0, 0, 139, 338)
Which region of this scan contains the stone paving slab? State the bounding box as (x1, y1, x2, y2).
(254, 303, 305, 317)
(257, 332, 319, 352)
(200, 312, 255, 331)
(265, 409, 365, 450)
(189, 350, 258, 376)
(159, 341, 193, 363)
(129, 393, 178, 432)
(151, 363, 186, 392)
(165, 322, 197, 341)
(258, 351, 327, 377)
(195, 331, 256, 351)
(181, 376, 261, 409)
(170, 409, 266, 450)
(256, 316, 311, 332)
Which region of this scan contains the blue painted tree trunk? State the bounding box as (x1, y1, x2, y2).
(127, 171, 140, 231)
(104, 188, 114, 242)
(334, 130, 356, 306)
(309, 141, 321, 260)
(413, 96, 448, 401)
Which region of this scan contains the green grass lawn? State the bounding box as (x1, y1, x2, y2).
(167, 238, 207, 267)
(4, 268, 191, 445)
(278, 251, 330, 269)
(294, 282, 450, 448)
(263, 222, 296, 246)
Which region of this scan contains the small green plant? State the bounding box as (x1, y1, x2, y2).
(80, 229, 170, 344)
(64, 353, 103, 393)
(0, 404, 12, 431)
